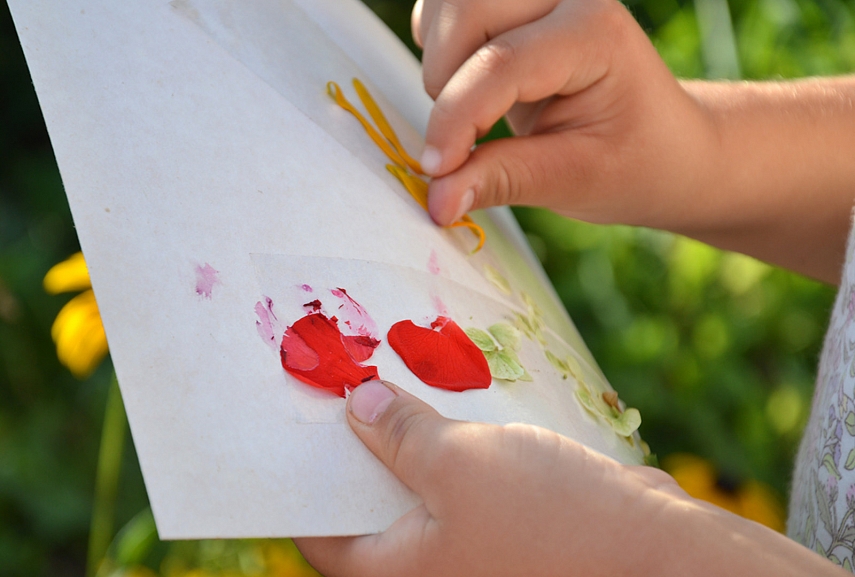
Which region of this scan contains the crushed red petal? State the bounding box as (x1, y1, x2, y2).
(281, 313, 378, 397)
(303, 299, 323, 312)
(388, 316, 491, 392)
(342, 334, 381, 363)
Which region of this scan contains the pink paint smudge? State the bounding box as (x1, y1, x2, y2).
(428, 250, 441, 275)
(195, 263, 220, 299)
(330, 288, 378, 338)
(299, 284, 313, 292)
(329, 288, 381, 361)
(432, 295, 450, 317)
(255, 296, 285, 351)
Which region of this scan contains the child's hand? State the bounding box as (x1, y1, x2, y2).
(294, 380, 845, 577)
(295, 380, 680, 576)
(411, 0, 718, 232)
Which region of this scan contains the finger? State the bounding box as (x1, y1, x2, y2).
(411, 0, 425, 47)
(420, 4, 618, 177)
(419, 0, 557, 100)
(295, 504, 434, 577)
(427, 130, 616, 225)
(346, 379, 457, 500)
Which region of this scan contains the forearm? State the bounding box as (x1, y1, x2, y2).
(645, 494, 849, 576)
(674, 78, 855, 284)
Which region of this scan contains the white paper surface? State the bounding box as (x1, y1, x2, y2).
(8, 0, 644, 538)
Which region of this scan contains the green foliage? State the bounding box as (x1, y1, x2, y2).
(515, 210, 835, 495)
(1, 0, 854, 573)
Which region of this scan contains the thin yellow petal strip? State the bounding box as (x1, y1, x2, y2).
(352, 78, 423, 174)
(44, 251, 92, 294)
(51, 289, 109, 378)
(386, 163, 428, 209)
(327, 81, 410, 168)
(329, 79, 485, 252)
(449, 218, 486, 253)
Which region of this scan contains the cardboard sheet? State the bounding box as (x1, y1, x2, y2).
(7, 0, 644, 538)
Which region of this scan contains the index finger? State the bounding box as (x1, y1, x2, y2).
(422, 7, 612, 176)
(416, 0, 558, 99)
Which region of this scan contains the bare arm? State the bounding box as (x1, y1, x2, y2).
(679, 79, 855, 283)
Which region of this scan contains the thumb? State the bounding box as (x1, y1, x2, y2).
(347, 379, 452, 497)
(426, 131, 610, 225)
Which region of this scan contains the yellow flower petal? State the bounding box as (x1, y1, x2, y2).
(51, 289, 108, 378)
(44, 251, 91, 294)
(331, 80, 486, 252)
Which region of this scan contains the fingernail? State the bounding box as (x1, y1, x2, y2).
(420, 146, 442, 175)
(450, 188, 475, 223)
(350, 380, 397, 424)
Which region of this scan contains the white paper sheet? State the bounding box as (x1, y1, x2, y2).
(7, 0, 644, 538)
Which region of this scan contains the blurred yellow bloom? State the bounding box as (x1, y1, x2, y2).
(44, 251, 108, 379)
(664, 453, 785, 532)
(259, 541, 321, 577)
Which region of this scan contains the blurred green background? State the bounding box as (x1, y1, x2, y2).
(2, 0, 854, 574)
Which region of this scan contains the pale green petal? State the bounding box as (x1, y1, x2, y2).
(545, 350, 570, 377)
(486, 350, 526, 381)
(464, 327, 496, 352)
(483, 264, 512, 295)
(611, 408, 642, 437)
(489, 322, 521, 351)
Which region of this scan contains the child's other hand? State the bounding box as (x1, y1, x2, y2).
(412, 0, 718, 233)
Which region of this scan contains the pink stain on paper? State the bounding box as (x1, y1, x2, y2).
(428, 250, 441, 275)
(255, 297, 286, 351)
(195, 263, 220, 299)
(329, 288, 381, 362)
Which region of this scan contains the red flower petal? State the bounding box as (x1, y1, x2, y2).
(281, 313, 378, 397)
(388, 316, 492, 392)
(341, 335, 382, 363)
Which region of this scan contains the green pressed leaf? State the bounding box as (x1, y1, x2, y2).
(513, 312, 538, 341)
(464, 327, 497, 352)
(489, 322, 521, 351)
(483, 264, 512, 295)
(611, 407, 642, 437)
(545, 349, 569, 376)
(521, 291, 541, 318)
(485, 349, 526, 381)
(846, 449, 855, 471)
(846, 412, 855, 437)
(565, 355, 583, 381)
(575, 385, 599, 418)
(518, 368, 533, 382)
(843, 558, 852, 572)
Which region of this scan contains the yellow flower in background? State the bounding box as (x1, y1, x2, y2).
(664, 453, 785, 532)
(44, 251, 108, 378)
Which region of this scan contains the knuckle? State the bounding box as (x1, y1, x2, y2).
(596, 1, 634, 48)
(382, 407, 431, 473)
(472, 38, 518, 79)
(501, 423, 570, 475)
(477, 147, 535, 207)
